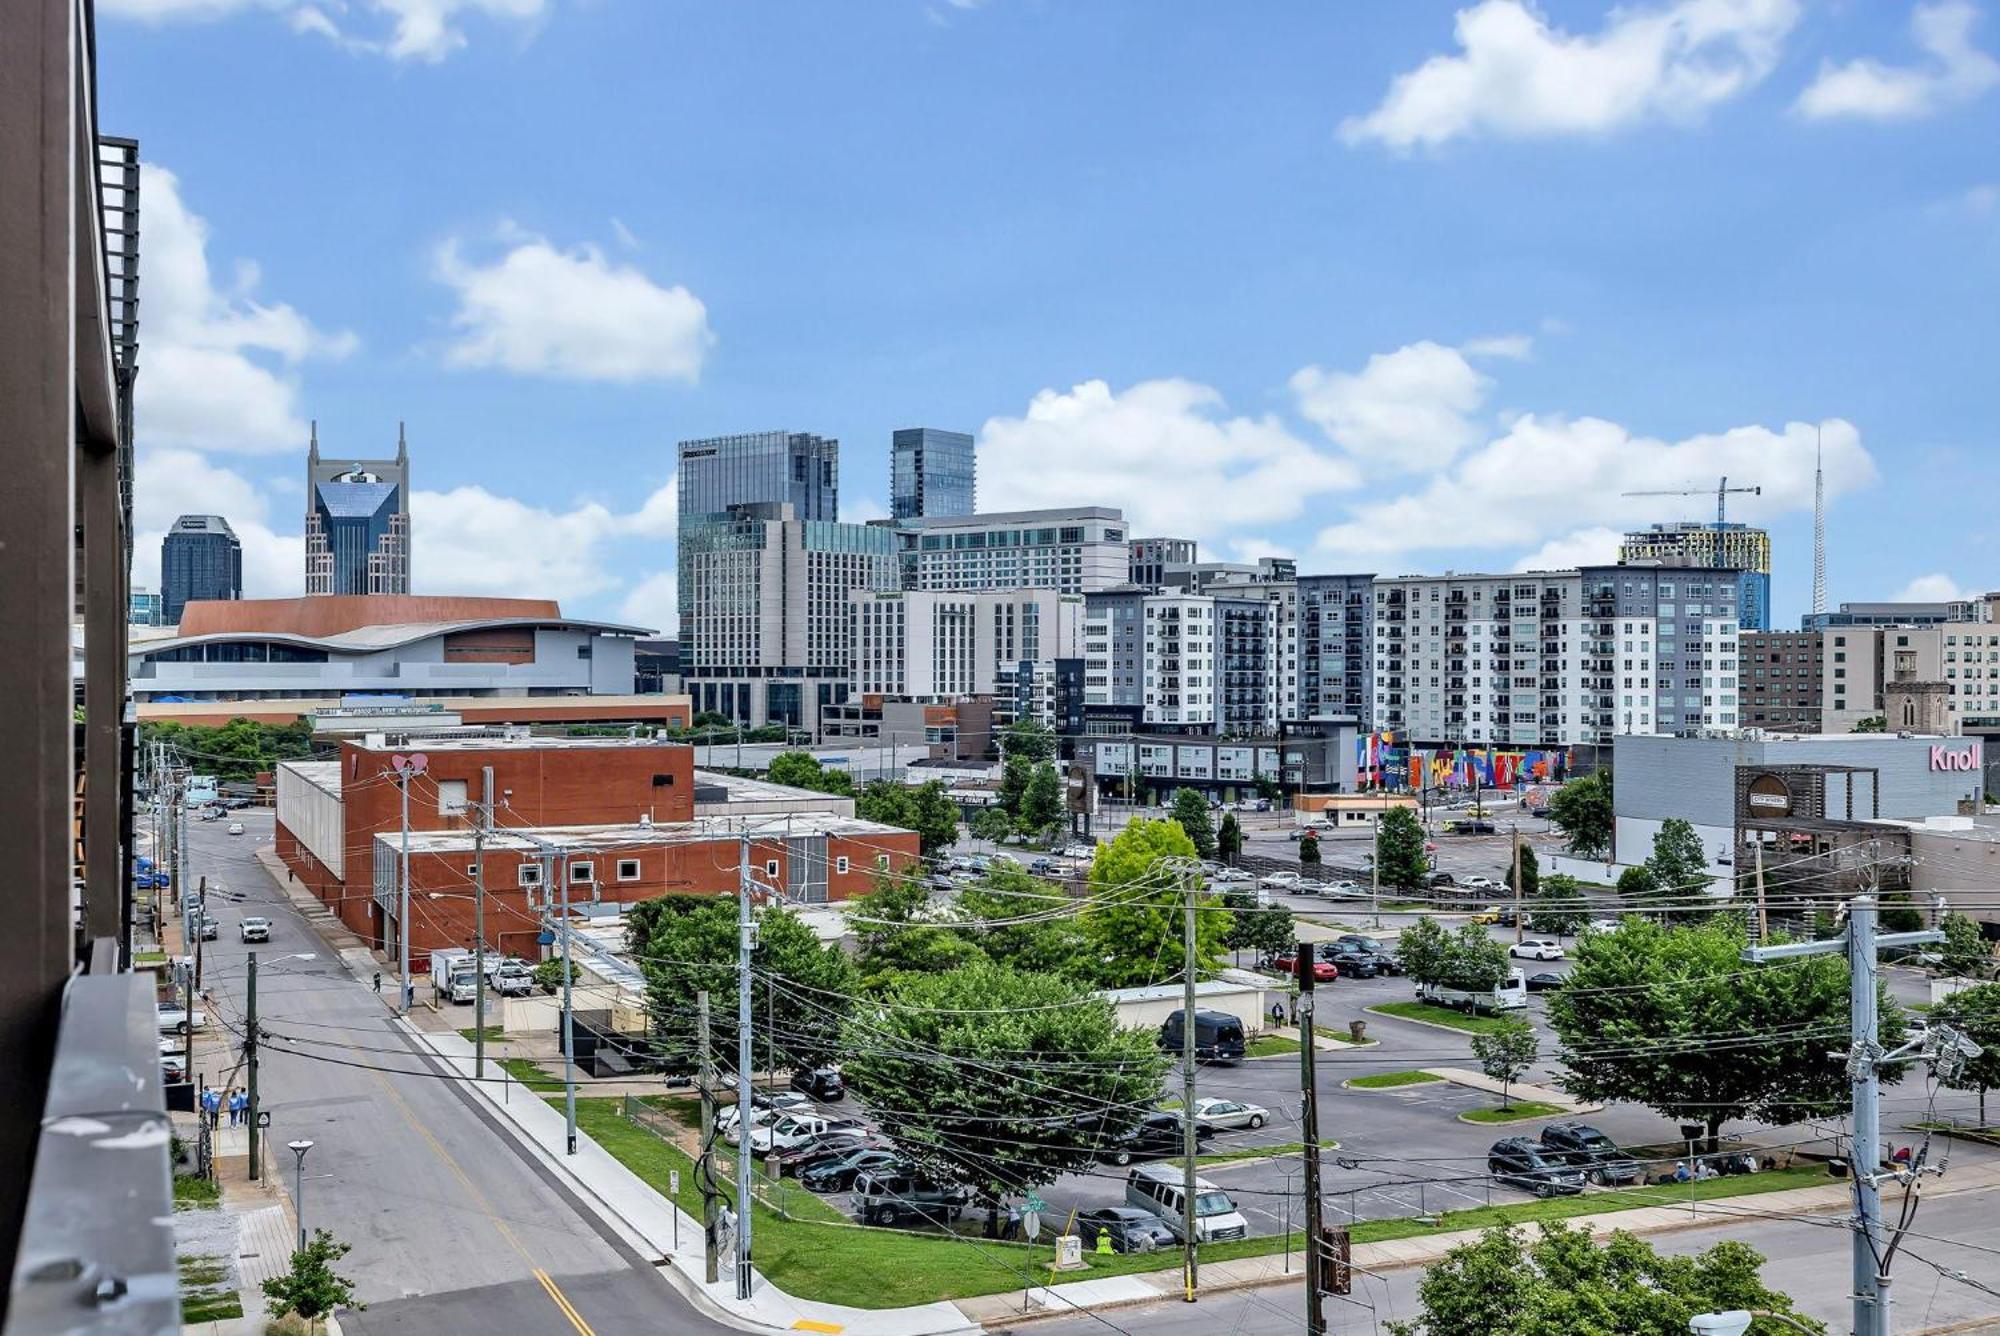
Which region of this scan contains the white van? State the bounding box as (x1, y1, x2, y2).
(1124, 1164, 1249, 1243)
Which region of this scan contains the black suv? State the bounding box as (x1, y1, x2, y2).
(791, 1066, 846, 1101)
(852, 1170, 970, 1227)
(1320, 943, 1386, 978)
(1487, 1137, 1586, 1198)
(1097, 1112, 1212, 1166)
(1538, 1122, 1641, 1185)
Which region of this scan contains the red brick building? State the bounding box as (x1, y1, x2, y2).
(275, 736, 919, 961)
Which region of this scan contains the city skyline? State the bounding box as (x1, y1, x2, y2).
(105, 2, 1999, 635)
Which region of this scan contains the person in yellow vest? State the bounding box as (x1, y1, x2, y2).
(1094, 1229, 1114, 1256)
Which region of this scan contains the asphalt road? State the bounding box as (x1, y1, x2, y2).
(175, 807, 735, 1336)
(1006, 1184, 2000, 1335)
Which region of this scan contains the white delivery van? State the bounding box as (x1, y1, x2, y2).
(429, 948, 480, 1004)
(1124, 1163, 1250, 1243)
(1418, 967, 1528, 1013)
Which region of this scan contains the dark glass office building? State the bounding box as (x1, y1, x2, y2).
(890, 427, 975, 520)
(677, 431, 839, 527)
(160, 514, 242, 623)
(305, 425, 410, 595)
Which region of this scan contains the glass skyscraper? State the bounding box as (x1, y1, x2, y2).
(160, 514, 242, 623)
(890, 427, 975, 520)
(305, 424, 410, 595)
(677, 431, 839, 527)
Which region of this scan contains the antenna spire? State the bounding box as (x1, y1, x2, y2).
(1812, 425, 1827, 617)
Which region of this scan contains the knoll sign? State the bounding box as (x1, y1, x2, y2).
(1930, 745, 1982, 773)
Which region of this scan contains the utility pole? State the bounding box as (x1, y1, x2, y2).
(1179, 863, 1199, 1302)
(398, 767, 412, 1014)
(473, 766, 492, 1080)
(1296, 941, 1326, 1336)
(1753, 838, 1768, 944)
(246, 952, 260, 1181)
(698, 989, 718, 1285)
(194, 875, 207, 992)
(554, 846, 577, 1156)
(1511, 825, 1524, 946)
(735, 830, 756, 1300)
(1740, 870, 1947, 1336)
(1369, 806, 1382, 931)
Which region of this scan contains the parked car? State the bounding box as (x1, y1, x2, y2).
(791, 1066, 846, 1101)
(1124, 1164, 1250, 1242)
(799, 1147, 902, 1193)
(1469, 906, 1506, 925)
(239, 916, 271, 943)
(1029, 857, 1056, 876)
(1538, 1122, 1641, 1186)
(1158, 1008, 1247, 1063)
(852, 1170, 970, 1227)
(1207, 865, 1252, 885)
(226, 822, 245, 836)
(1524, 971, 1566, 993)
(1074, 1206, 1176, 1255)
(769, 1127, 872, 1174)
(1509, 939, 1565, 961)
(1586, 918, 1624, 935)
(194, 914, 218, 941)
(1487, 1137, 1587, 1197)
(750, 1112, 861, 1157)
(1422, 871, 1456, 889)
(716, 1090, 811, 1134)
(1097, 1112, 1212, 1166)
(156, 1001, 206, 1034)
(1320, 879, 1364, 899)
(1320, 943, 1386, 978)
(1185, 1097, 1268, 1131)
(1259, 871, 1304, 894)
(1336, 933, 1389, 954)
(160, 1051, 188, 1083)
(1268, 952, 1337, 983)
(1462, 876, 1500, 893)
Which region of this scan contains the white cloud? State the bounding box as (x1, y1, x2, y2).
(1894, 573, 1971, 602)
(138, 163, 354, 454)
(1315, 415, 1876, 561)
(98, 0, 547, 61)
(1341, 0, 1800, 150)
(1289, 340, 1494, 472)
(1795, 1, 1999, 121)
(411, 486, 622, 600)
(619, 477, 679, 540)
(976, 378, 1359, 543)
(618, 571, 678, 636)
(1461, 333, 1535, 360)
(131, 449, 300, 600)
(436, 233, 713, 383)
(1513, 526, 1625, 572)
(845, 495, 891, 525)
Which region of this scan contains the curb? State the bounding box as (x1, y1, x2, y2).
(1338, 1074, 1444, 1092)
(1360, 1005, 1491, 1037)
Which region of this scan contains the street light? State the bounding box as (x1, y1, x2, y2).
(1689, 1312, 1820, 1336)
(287, 1139, 314, 1251)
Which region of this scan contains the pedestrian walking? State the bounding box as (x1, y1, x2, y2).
(1270, 999, 1286, 1028)
(373, 971, 382, 995)
(229, 1088, 247, 1127)
(201, 1085, 221, 1128)
(1005, 1203, 1022, 1240)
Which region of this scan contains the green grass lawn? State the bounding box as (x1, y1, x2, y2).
(500, 1056, 564, 1092)
(574, 1097, 1836, 1308)
(172, 1173, 219, 1210)
(1367, 1001, 1518, 1035)
(1461, 1101, 1566, 1124)
(1344, 1070, 1443, 1089)
(178, 1252, 242, 1324)
(1197, 1139, 1341, 1167)
(457, 1026, 506, 1043)
(1245, 1034, 1301, 1058)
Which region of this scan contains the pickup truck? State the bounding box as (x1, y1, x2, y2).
(750, 1112, 863, 1157)
(492, 960, 535, 997)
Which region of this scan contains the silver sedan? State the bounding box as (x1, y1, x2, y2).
(1187, 1097, 1269, 1131)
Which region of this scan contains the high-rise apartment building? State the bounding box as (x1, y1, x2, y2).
(894, 507, 1130, 594)
(1297, 574, 1375, 723)
(1802, 599, 1995, 631)
(890, 428, 975, 520)
(1082, 588, 1280, 733)
(1739, 630, 1826, 732)
(678, 430, 839, 528)
(1619, 522, 1771, 629)
(849, 589, 1083, 707)
(160, 514, 242, 622)
(305, 425, 410, 596)
(679, 503, 896, 729)
(1579, 563, 1741, 741)
(1128, 537, 1197, 588)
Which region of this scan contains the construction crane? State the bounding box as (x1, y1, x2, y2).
(1621, 476, 1762, 567)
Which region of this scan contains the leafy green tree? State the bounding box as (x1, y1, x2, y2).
(1469, 1016, 1538, 1108)
(849, 876, 987, 989)
(1020, 764, 1064, 840)
(1615, 864, 1657, 901)
(141, 718, 320, 784)
(262, 1229, 362, 1331)
(1938, 912, 1996, 980)
(1879, 893, 1925, 934)
(1929, 983, 2000, 1125)
(969, 806, 1014, 844)
(1527, 874, 1588, 939)
(1396, 915, 1452, 988)
(855, 779, 961, 859)
(532, 957, 572, 995)
(1546, 916, 1900, 1150)
(1252, 775, 1283, 803)
(997, 719, 1057, 819)
(1217, 812, 1244, 863)
(766, 751, 856, 796)
(1385, 1222, 1822, 1336)
(1443, 923, 1509, 990)
(842, 962, 1170, 1233)
(635, 896, 859, 1071)
(1643, 818, 1712, 908)
(1853, 714, 1888, 733)
(1377, 806, 1430, 890)
(1297, 828, 1322, 866)
(1547, 771, 1613, 860)
(1221, 889, 1294, 964)
(1169, 789, 1217, 860)
(1503, 842, 1540, 899)
(1080, 819, 1230, 987)
(955, 869, 1091, 980)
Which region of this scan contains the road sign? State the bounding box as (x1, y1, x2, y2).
(1024, 1192, 1047, 1213)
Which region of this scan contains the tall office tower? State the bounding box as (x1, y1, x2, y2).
(890, 428, 975, 520)
(160, 515, 242, 623)
(679, 502, 896, 730)
(305, 423, 410, 595)
(678, 430, 839, 529)
(1618, 521, 1771, 629)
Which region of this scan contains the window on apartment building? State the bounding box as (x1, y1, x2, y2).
(569, 861, 594, 884)
(518, 863, 543, 888)
(617, 858, 640, 882)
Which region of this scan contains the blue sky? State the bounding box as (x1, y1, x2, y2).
(102, 0, 2000, 633)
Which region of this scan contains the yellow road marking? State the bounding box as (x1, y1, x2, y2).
(791, 1322, 844, 1334)
(535, 1267, 599, 1336)
(320, 1026, 599, 1334)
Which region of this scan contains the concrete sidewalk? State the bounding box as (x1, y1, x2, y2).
(1418, 1067, 1603, 1113)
